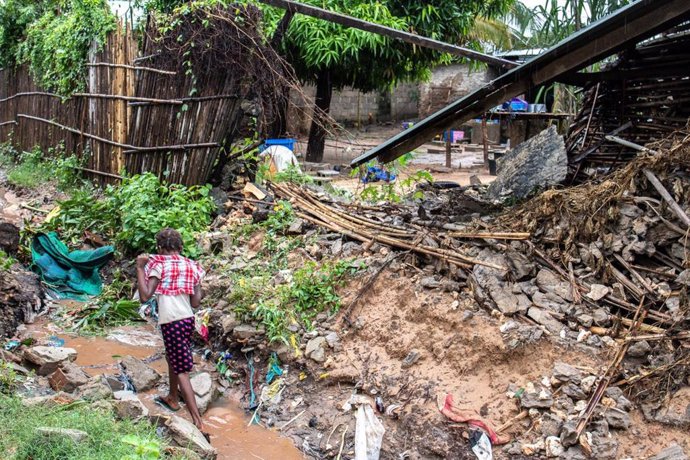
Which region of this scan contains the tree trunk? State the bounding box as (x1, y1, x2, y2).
(268, 11, 295, 138)
(306, 70, 333, 163)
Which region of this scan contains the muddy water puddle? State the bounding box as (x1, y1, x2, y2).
(203, 400, 304, 460)
(66, 334, 167, 375)
(138, 394, 305, 460)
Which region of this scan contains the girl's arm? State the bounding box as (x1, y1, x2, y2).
(136, 255, 159, 302)
(191, 284, 202, 309)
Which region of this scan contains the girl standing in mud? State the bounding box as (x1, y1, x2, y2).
(136, 228, 206, 431)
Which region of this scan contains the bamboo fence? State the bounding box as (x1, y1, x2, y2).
(0, 23, 246, 186)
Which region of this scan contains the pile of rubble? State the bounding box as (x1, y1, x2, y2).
(204, 130, 690, 458)
(505, 361, 633, 459)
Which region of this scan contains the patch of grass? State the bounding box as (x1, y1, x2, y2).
(0, 142, 85, 191)
(6, 147, 51, 188)
(0, 394, 164, 460)
(0, 249, 17, 271)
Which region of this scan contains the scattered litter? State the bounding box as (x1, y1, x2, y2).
(46, 336, 65, 347)
(195, 309, 210, 342)
(361, 166, 396, 184)
(439, 394, 509, 445)
(3, 339, 20, 351)
(265, 352, 283, 384)
(375, 396, 385, 413)
(355, 403, 385, 460)
(469, 429, 493, 460)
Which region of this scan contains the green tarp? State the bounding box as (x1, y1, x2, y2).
(31, 232, 114, 299)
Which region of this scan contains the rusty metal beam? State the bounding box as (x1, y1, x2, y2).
(351, 0, 690, 167)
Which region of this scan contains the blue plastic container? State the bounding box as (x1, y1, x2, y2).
(261, 138, 295, 152)
(505, 98, 528, 112)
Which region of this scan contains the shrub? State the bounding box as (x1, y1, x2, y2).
(42, 172, 215, 257)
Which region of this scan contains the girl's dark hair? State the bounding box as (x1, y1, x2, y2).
(156, 228, 183, 252)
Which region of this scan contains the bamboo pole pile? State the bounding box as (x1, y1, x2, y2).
(272, 182, 520, 271)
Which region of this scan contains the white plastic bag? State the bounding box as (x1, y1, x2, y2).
(470, 430, 493, 460)
(355, 404, 385, 460)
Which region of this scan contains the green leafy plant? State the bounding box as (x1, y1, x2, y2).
(15, 0, 117, 95)
(110, 173, 215, 256)
(264, 200, 295, 235)
(230, 258, 362, 344)
(354, 154, 433, 203)
(272, 164, 315, 186)
(41, 172, 215, 257)
(121, 434, 162, 460)
(71, 271, 141, 332)
(0, 361, 19, 394)
(0, 250, 17, 271)
(283, 259, 359, 329)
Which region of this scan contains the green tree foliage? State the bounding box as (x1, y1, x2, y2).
(0, 0, 48, 68)
(508, 0, 632, 49)
(0, 0, 116, 95)
(138, 0, 513, 162)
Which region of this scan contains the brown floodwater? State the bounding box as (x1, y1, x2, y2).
(202, 399, 304, 460)
(67, 334, 168, 375)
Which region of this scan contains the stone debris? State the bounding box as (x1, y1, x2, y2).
(650, 444, 689, 460)
(119, 355, 161, 392)
(191, 372, 219, 414)
(78, 376, 114, 402)
(36, 427, 88, 443)
(545, 436, 564, 458)
(401, 350, 422, 368)
(113, 391, 149, 420)
(553, 362, 584, 385)
(507, 361, 634, 460)
(306, 336, 327, 363)
(23, 346, 77, 376)
(487, 125, 567, 200)
(48, 361, 90, 392)
(166, 415, 217, 459)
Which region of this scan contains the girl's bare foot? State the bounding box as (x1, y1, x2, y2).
(156, 394, 181, 411)
(193, 417, 205, 431)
